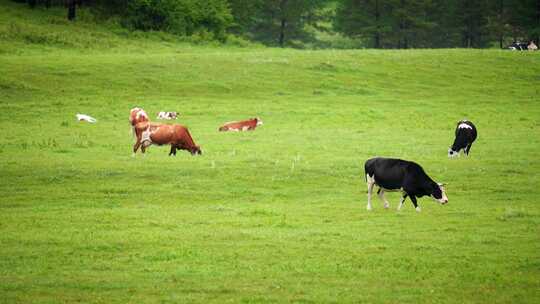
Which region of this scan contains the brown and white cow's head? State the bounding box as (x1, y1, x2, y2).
(189, 145, 202, 156)
(255, 117, 263, 126)
(130, 107, 149, 126)
(430, 182, 448, 204)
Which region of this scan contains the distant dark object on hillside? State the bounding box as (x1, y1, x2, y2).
(507, 41, 538, 51)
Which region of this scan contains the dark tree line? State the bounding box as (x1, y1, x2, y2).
(13, 0, 540, 48)
(335, 0, 540, 48)
(15, 0, 86, 20)
(227, 0, 328, 47)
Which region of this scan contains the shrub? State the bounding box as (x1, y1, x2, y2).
(124, 0, 232, 41)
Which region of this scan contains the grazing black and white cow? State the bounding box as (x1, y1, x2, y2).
(364, 157, 448, 212)
(448, 120, 477, 157)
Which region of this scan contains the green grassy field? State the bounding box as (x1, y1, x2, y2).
(1, 2, 540, 303)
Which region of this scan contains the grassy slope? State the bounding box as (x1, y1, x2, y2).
(1, 1, 540, 303)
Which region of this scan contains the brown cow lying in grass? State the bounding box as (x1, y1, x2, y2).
(219, 118, 263, 132)
(133, 121, 201, 156)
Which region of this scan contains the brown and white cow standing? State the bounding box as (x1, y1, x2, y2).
(133, 121, 202, 156)
(218, 118, 263, 132)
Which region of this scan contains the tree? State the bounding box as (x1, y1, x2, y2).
(536, 0, 540, 44)
(92, 0, 129, 15)
(486, 0, 511, 48)
(335, 0, 394, 48)
(229, 0, 327, 47)
(67, 0, 76, 21)
(508, 0, 540, 44)
(124, 0, 232, 40)
(334, 0, 522, 48)
(227, 0, 264, 34)
(453, 0, 490, 48)
(387, 0, 437, 48)
(335, 0, 437, 49)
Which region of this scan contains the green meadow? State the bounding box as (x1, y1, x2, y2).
(1, 2, 539, 303)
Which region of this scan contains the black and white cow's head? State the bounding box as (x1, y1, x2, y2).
(430, 182, 448, 204)
(448, 148, 459, 158)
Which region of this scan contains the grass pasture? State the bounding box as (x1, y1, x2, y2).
(1, 3, 540, 303)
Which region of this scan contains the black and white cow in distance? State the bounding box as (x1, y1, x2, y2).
(448, 120, 477, 157)
(364, 157, 448, 212)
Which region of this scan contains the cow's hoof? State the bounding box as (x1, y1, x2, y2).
(366, 205, 372, 211)
(384, 204, 390, 209)
(415, 206, 422, 212)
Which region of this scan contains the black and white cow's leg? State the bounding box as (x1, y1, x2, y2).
(366, 174, 375, 211)
(410, 195, 421, 212)
(397, 193, 408, 211)
(377, 188, 390, 209)
(464, 144, 472, 156)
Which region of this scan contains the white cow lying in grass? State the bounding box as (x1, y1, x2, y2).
(157, 111, 178, 120)
(76, 113, 97, 123)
